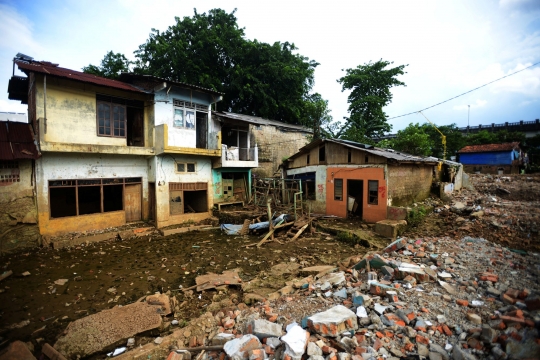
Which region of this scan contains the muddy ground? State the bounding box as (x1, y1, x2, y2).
(0, 173, 538, 358)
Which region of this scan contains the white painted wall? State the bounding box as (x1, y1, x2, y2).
(154, 86, 219, 149)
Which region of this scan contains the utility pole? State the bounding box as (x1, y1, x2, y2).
(467, 105, 470, 135)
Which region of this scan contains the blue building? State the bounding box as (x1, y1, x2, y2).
(458, 142, 522, 174)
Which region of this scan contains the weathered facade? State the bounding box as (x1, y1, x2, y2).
(0, 121, 41, 251)
(284, 139, 437, 223)
(213, 112, 311, 179)
(457, 142, 522, 174)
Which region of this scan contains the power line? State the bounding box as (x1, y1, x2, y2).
(387, 61, 540, 120)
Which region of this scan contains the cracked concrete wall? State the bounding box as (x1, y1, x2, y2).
(0, 160, 40, 252)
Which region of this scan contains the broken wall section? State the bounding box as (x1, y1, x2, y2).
(0, 159, 40, 252)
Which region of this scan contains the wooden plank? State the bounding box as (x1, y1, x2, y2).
(195, 271, 241, 291)
(125, 184, 142, 222)
(291, 223, 309, 241)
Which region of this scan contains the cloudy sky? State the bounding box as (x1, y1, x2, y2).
(0, 0, 539, 131)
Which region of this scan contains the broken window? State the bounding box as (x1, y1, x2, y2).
(368, 180, 378, 205)
(169, 182, 208, 215)
(334, 179, 343, 201)
(49, 178, 140, 218)
(0, 161, 20, 183)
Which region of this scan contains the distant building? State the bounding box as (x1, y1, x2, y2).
(457, 142, 523, 174)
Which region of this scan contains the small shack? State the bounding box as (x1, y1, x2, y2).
(457, 142, 522, 174)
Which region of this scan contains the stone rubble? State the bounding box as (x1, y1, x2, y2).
(107, 233, 539, 360)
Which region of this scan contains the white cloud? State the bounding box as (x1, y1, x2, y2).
(0, 4, 42, 54)
(0, 99, 27, 114)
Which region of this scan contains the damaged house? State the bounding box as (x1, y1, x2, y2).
(7, 55, 262, 240)
(283, 139, 438, 223)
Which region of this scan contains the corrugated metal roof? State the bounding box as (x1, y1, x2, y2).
(458, 142, 520, 154)
(0, 121, 40, 160)
(290, 138, 438, 164)
(213, 111, 312, 132)
(120, 73, 224, 96)
(15, 60, 145, 94)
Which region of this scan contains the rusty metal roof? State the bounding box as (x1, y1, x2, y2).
(120, 73, 224, 96)
(0, 121, 40, 160)
(213, 111, 312, 132)
(458, 142, 520, 154)
(15, 60, 145, 94)
(289, 138, 438, 165)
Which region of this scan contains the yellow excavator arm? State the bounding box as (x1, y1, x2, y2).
(418, 111, 446, 161)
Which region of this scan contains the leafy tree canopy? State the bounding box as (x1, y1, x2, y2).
(82, 51, 132, 80)
(465, 129, 525, 146)
(389, 123, 432, 156)
(301, 93, 334, 140)
(85, 9, 319, 125)
(421, 123, 466, 159)
(335, 60, 407, 143)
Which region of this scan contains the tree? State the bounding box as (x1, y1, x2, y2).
(421, 123, 465, 159)
(302, 93, 334, 139)
(130, 8, 317, 124)
(336, 60, 407, 143)
(389, 123, 432, 156)
(82, 51, 132, 80)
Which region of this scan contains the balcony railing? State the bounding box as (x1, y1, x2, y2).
(219, 144, 258, 168)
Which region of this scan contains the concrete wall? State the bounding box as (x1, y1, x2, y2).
(35, 153, 149, 236)
(0, 159, 40, 251)
(154, 154, 213, 228)
(34, 75, 152, 150)
(387, 164, 433, 207)
(211, 168, 251, 203)
(251, 125, 310, 178)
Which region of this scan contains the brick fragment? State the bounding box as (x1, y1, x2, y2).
(456, 299, 469, 307)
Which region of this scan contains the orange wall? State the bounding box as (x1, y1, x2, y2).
(325, 167, 387, 223)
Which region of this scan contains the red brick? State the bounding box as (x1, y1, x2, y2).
(373, 339, 383, 351)
(505, 288, 519, 299)
(456, 299, 469, 307)
(500, 315, 526, 325)
(354, 346, 367, 355)
(442, 324, 452, 336)
(501, 294, 516, 305)
(518, 289, 530, 300)
(415, 335, 429, 345)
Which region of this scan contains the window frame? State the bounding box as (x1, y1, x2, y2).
(48, 177, 141, 219)
(368, 180, 378, 205)
(173, 100, 208, 130)
(334, 178, 343, 201)
(175, 162, 196, 173)
(97, 100, 127, 138)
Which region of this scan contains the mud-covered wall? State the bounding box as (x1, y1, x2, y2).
(387, 164, 433, 206)
(0, 160, 40, 252)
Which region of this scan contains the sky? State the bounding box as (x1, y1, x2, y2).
(0, 0, 539, 132)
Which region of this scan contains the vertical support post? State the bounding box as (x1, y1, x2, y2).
(267, 198, 273, 240)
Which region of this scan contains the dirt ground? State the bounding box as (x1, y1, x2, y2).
(0, 173, 538, 358)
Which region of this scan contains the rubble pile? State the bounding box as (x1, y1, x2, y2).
(100, 235, 539, 360)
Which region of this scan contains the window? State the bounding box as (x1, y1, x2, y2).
(169, 182, 208, 215)
(368, 180, 378, 205)
(176, 162, 196, 173)
(348, 150, 352, 163)
(365, 155, 369, 163)
(173, 100, 208, 129)
(0, 161, 20, 183)
(49, 178, 141, 218)
(97, 101, 126, 137)
(319, 146, 325, 162)
(306, 154, 310, 165)
(334, 179, 343, 201)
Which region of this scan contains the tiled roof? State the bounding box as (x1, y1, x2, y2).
(0, 121, 40, 160)
(458, 142, 520, 154)
(15, 60, 145, 93)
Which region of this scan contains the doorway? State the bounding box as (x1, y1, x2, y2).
(347, 180, 363, 218)
(125, 184, 142, 222)
(196, 113, 207, 149)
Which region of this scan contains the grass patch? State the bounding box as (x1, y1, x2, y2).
(407, 206, 429, 227)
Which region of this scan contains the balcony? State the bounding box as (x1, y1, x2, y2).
(214, 144, 258, 168)
(155, 124, 221, 156)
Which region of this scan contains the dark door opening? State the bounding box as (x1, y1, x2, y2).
(127, 107, 144, 147)
(196, 113, 207, 149)
(148, 182, 155, 221)
(347, 180, 363, 218)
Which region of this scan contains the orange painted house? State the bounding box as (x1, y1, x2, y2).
(284, 139, 437, 222)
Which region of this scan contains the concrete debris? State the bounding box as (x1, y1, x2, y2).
(223, 334, 262, 360)
(280, 324, 308, 359)
(307, 305, 358, 336)
(0, 341, 36, 360)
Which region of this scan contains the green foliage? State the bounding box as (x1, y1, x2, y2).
(130, 8, 317, 124)
(422, 123, 466, 159)
(302, 93, 334, 139)
(336, 60, 407, 142)
(82, 51, 132, 80)
(407, 205, 428, 227)
(465, 130, 525, 146)
(390, 123, 432, 156)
